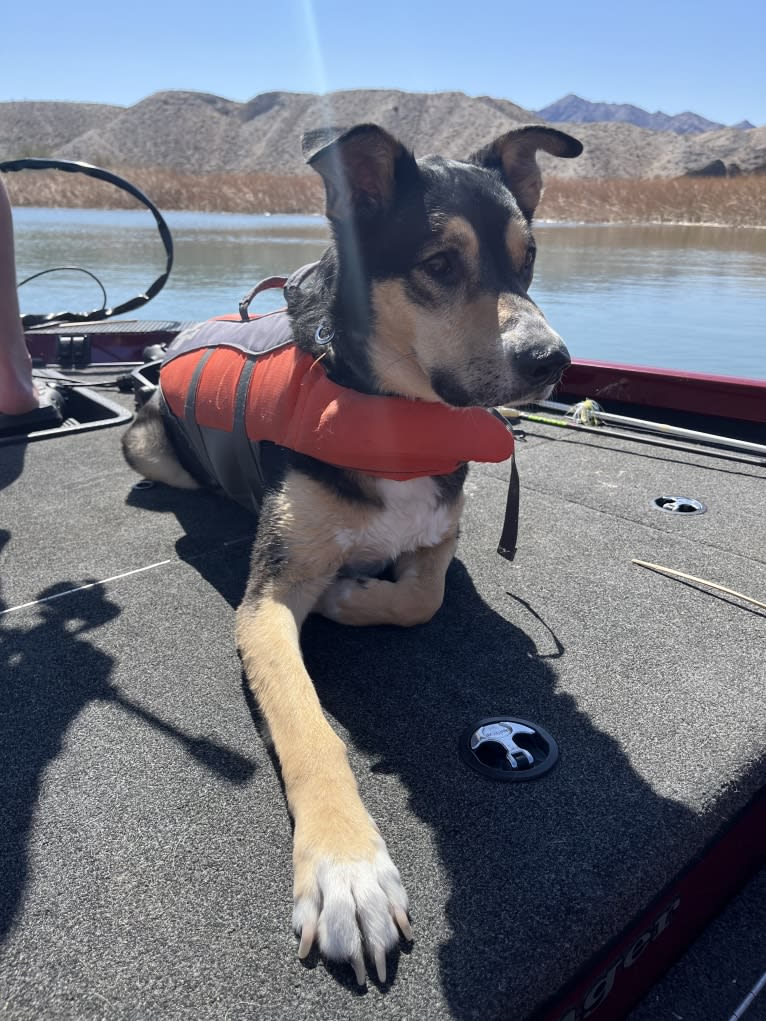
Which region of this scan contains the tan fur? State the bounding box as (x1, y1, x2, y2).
(368, 215, 493, 398)
(424, 215, 480, 265)
(234, 475, 373, 847)
(236, 588, 376, 852)
(235, 468, 457, 956)
(371, 278, 509, 395)
(243, 470, 461, 619)
(316, 526, 460, 627)
(505, 218, 531, 273)
(236, 571, 389, 969)
(368, 280, 441, 399)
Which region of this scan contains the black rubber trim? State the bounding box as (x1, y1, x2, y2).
(1, 157, 173, 328)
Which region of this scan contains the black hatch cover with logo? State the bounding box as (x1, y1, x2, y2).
(459, 717, 559, 781)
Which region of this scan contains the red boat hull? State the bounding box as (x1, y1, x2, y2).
(24, 322, 766, 427)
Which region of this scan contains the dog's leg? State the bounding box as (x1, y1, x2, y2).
(121, 391, 200, 490)
(316, 527, 458, 628)
(236, 483, 411, 984)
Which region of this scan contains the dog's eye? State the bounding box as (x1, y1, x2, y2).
(421, 252, 458, 283)
(523, 244, 536, 273)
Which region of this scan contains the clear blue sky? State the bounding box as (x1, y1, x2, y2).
(2, 0, 764, 126)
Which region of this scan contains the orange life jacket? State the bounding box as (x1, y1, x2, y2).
(159, 307, 514, 512)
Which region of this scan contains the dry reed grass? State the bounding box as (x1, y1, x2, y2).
(3, 165, 765, 226)
(538, 175, 766, 226)
(3, 167, 325, 215)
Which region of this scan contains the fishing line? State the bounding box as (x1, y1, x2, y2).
(0, 560, 173, 616)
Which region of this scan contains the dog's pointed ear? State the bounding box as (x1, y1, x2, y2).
(302, 123, 414, 222)
(468, 126, 582, 220)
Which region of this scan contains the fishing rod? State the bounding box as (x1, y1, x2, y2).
(497, 404, 766, 467)
(539, 398, 766, 458)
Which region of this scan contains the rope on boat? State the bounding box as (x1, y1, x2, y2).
(632, 560, 766, 612)
(0, 157, 173, 328)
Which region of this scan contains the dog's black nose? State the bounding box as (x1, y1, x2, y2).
(517, 347, 571, 386)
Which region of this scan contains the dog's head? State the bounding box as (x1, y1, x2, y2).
(302, 122, 582, 407)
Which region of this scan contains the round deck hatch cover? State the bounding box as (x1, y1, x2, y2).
(459, 717, 559, 781)
(652, 496, 706, 514)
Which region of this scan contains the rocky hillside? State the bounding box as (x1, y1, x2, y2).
(2, 90, 764, 178)
(0, 101, 120, 157)
(535, 93, 755, 134)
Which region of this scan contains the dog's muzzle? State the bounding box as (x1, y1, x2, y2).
(505, 312, 571, 393)
(513, 344, 571, 389)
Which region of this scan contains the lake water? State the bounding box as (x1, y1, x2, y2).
(12, 207, 766, 380)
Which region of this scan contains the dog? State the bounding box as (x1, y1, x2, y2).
(122, 121, 582, 986)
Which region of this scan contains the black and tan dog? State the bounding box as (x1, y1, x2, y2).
(122, 122, 582, 985)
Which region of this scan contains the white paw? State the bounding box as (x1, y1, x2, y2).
(292, 835, 412, 985)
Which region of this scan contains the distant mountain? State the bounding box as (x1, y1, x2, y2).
(1, 90, 532, 175)
(0, 100, 121, 158)
(536, 94, 752, 135)
(2, 90, 764, 179)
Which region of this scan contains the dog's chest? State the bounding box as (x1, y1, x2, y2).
(335, 477, 455, 565)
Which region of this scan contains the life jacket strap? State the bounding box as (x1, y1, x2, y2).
(183, 348, 220, 483)
(231, 355, 267, 510)
(497, 455, 520, 562)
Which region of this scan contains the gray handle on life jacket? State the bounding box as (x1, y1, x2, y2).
(238, 262, 320, 321)
(239, 276, 288, 321)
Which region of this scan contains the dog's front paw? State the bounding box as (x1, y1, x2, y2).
(292, 821, 412, 985)
(314, 576, 372, 624)
(316, 576, 437, 628)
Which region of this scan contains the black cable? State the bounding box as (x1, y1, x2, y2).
(17, 265, 109, 312)
(0, 157, 174, 328)
(34, 376, 119, 388)
(32, 371, 135, 391)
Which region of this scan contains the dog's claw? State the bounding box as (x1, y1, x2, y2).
(374, 948, 387, 984)
(298, 922, 316, 959)
(351, 952, 366, 987)
(393, 906, 413, 942)
(293, 831, 409, 986)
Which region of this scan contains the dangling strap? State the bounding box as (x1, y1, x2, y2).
(497, 455, 520, 562)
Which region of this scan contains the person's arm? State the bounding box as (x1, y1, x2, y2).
(0, 178, 38, 415)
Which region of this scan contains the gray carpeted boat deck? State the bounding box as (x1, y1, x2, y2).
(1, 384, 764, 1020)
